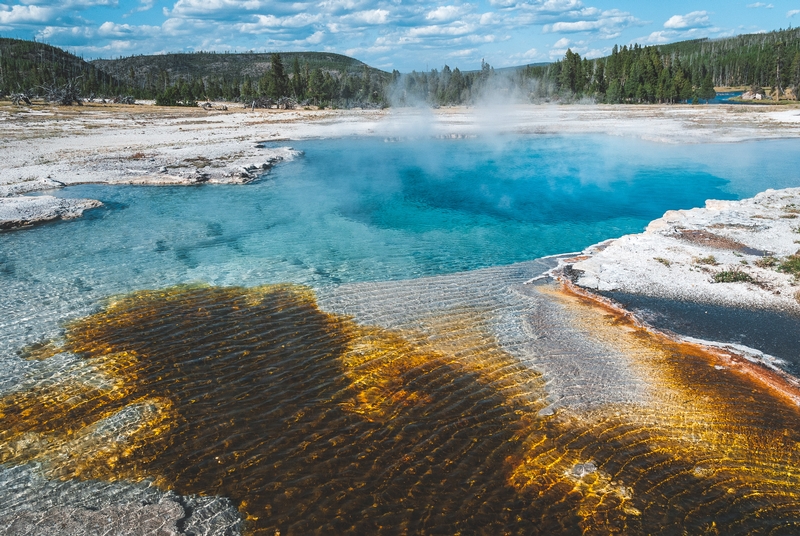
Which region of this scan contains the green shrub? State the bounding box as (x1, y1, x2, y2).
(778, 254, 800, 277)
(713, 269, 754, 283)
(755, 256, 778, 268)
(695, 255, 719, 266)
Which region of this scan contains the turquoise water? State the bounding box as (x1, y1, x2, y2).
(1, 134, 800, 359)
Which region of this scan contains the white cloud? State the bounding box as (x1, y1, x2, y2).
(316, 0, 363, 12)
(664, 11, 711, 30)
(537, 0, 583, 13)
(641, 30, 671, 44)
(488, 0, 516, 8)
(168, 0, 283, 18)
(238, 12, 322, 32)
(343, 9, 390, 25)
(746, 2, 773, 8)
(97, 21, 159, 37)
(133, 0, 155, 13)
(425, 5, 471, 23)
(479, 12, 496, 24)
(0, 5, 54, 24)
(788, 9, 800, 18)
(304, 30, 325, 44)
(21, 0, 118, 6)
(543, 9, 642, 38)
(446, 47, 477, 58)
(639, 25, 726, 45)
(37, 25, 93, 42)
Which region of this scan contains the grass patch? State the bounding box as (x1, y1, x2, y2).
(695, 255, 719, 266)
(783, 204, 800, 214)
(778, 254, 800, 277)
(755, 256, 779, 268)
(713, 269, 754, 283)
(654, 257, 672, 267)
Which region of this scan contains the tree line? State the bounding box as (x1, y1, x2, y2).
(547, 45, 717, 104)
(3, 26, 800, 107)
(539, 27, 800, 103)
(154, 53, 388, 107)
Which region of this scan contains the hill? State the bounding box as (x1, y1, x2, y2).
(655, 28, 800, 88)
(91, 51, 379, 81)
(91, 51, 386, 100)
(0, 37, 126, 97)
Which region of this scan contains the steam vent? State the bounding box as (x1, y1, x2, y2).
(2, 260, 800, 535)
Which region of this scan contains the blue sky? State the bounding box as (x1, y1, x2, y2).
(1, 0, 798, 70)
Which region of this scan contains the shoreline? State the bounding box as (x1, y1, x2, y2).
(567, 187, 800, 314)
(3, 102, 800, 229)
(552, 274, 800, 408)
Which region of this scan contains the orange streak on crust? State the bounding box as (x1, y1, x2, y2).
(558, 276, 800, 410)
(562, 255, 591, 264)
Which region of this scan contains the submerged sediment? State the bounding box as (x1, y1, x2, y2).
(3, 263, 800, 534)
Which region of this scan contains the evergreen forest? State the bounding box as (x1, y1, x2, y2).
(1, 26, 799, 107)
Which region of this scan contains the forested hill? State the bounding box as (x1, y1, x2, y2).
(539, 27, 800, 103)
(657, 28, 800, 87)
(91, 52, 386, 100)
(0, 38, 126, 96)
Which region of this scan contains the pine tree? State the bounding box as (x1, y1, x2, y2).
(699, 74, 716, 103)
(267, 53, 289, 98)
(291, 57, 304, 99)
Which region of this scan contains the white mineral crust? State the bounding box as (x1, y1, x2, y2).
(572, 188, 800, 312)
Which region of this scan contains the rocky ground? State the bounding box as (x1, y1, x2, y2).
(0, 464, 242, 536)
(0, 196, 102, 230)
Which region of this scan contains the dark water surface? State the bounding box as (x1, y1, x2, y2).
(603, 292, 800, 374)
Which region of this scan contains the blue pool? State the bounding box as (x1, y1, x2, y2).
(4, 135, 800, 293)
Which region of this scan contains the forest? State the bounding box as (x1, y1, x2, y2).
(0, 37, 127, 98)
(396, 27, 800, 105)
(151, 53, 389, 107)
(1, 26, 799, 107)
(539, 27, 800, 104)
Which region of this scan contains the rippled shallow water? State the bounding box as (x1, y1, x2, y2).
(2, 135, 800, 534)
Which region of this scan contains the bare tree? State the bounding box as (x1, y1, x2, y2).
(40, 76, 83, 106)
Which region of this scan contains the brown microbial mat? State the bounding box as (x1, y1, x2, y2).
(2, 283, 800, 535)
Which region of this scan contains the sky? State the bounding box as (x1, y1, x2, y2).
(1, 0, 799, 71)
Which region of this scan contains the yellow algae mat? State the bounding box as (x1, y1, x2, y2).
(2, 283, 800, 534)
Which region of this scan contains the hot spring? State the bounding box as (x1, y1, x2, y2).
(2, 134, 800, 535)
